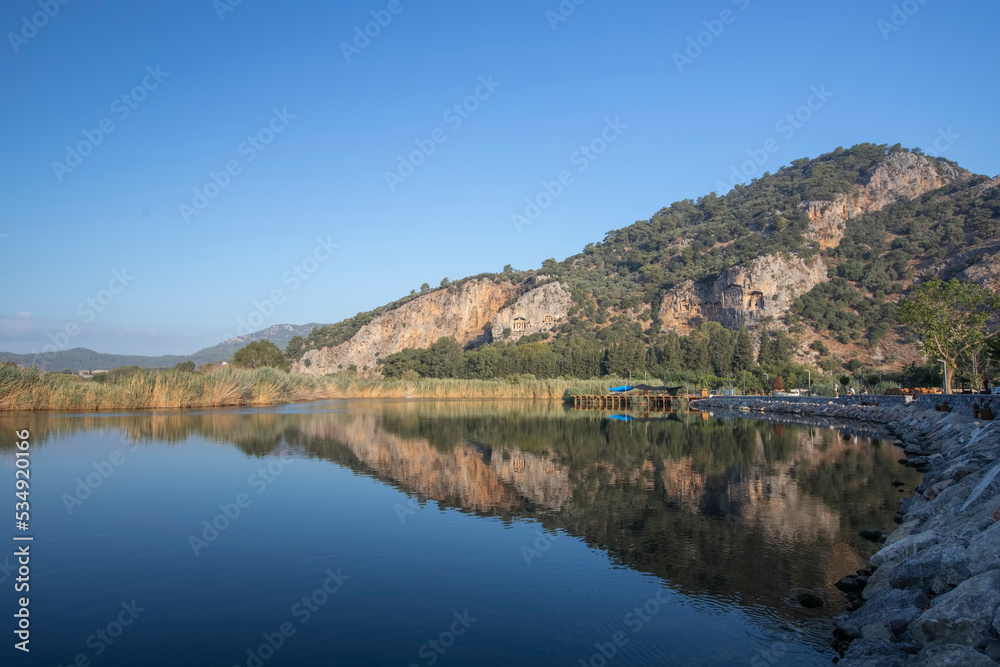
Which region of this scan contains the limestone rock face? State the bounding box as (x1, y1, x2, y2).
(803, 152, 965, 250)
(659, 253, 827, 332)
(294, 279, 519, 376)
(492, 281, 574, 343)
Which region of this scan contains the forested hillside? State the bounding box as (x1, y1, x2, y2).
(288, 144, 999, 391)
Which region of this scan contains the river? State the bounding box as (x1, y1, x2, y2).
(0, 400, 920, 666)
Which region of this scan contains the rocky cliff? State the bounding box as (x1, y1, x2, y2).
(492, 281, 574, 343)
(660, 253, 827, 332)
(293, 279, 519, 376)
(293, 279, 574, 376)
(803, 151, 965, 250)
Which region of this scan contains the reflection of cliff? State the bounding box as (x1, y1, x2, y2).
(3, 404, 920, 619)
(491, 447, 572, 511)
(657, 456, 841, 544)
(298, 412, 573, 513)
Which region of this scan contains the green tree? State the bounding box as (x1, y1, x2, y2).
(732, 324, 755, 373)
(173, 361, 196, 372)
(705, 323, 733, 377)
(757, 333, 775, 367)
(424, 337, 464, 378)
(683, 330, 711, 374)
(898, 277, 1000, 393)
(284, 335, 306, 360)
(420, 283, 430, 293)
(604, 338, 646, 378)
(233, 341, 289, 371)
(380, 348, 426, 378)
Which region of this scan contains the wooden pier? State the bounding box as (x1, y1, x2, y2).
(571, 393, 691, 411)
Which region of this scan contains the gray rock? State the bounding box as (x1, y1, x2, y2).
(883, 518, 923, 546)
(838, 638, 909, 667)
(838, 588, 929, 639)
(866, 542, 971, 596)
(985, 640, 1000, 662)
(994, 603, 1000, 636)
(910, 570, 1000, 647)
(870, 531, 939, 569)
(967, 522, 1000, 576)
(911, 641, 996, 666)
(860, 622, 894, 643)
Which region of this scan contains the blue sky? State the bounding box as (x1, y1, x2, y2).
(1, 0, 997, 356)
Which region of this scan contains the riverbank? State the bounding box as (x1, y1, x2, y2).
(0, 363, 624, 411)
(695, 396, 1000, 665)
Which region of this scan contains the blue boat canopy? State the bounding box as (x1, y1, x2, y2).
(608, 385, 635, 392)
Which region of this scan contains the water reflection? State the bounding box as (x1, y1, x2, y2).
(1, 400, 918, 626)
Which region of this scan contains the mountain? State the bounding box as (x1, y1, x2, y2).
(188, 324, 325, 365)
(2, 323, 325, 372)
(289, 144, 999, 382)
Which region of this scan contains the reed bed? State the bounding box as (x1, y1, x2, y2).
(0, 364, 626, 412)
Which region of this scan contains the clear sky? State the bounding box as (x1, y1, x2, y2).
(1, 0, 997, 356)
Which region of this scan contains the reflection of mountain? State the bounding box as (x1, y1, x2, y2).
(1, 402, 920, 620)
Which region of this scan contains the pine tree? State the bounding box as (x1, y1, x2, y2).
(683, 331, 711, 374)
(757, 332, 774, 367)
(732, 324, 755, 373)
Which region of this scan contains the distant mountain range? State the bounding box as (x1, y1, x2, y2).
(0, 324, 325, 372)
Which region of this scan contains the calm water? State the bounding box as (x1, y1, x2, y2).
(0, 401, 919, 666)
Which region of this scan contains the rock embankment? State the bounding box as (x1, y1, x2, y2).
(695, 396, 1000, 665)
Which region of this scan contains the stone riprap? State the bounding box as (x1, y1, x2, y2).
(694, 396, 1000, 665)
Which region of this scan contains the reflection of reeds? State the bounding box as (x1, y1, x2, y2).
(0, 364, 623, 412)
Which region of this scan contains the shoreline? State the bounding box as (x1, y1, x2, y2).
(694, 396, 1000, 665)
(0, 365, 625, 412)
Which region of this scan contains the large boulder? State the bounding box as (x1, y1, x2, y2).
(869, 530, 938, 570)
(911, 641, 996, 666)
(910, 570, 1000, 648)
(967, 522, 1000, 576)
(864, 542, 970, 598)
(837, 638, 909, 667)
(837, 588, 929, 639)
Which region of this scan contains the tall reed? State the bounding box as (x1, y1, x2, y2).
(0, 364, 626, 412)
